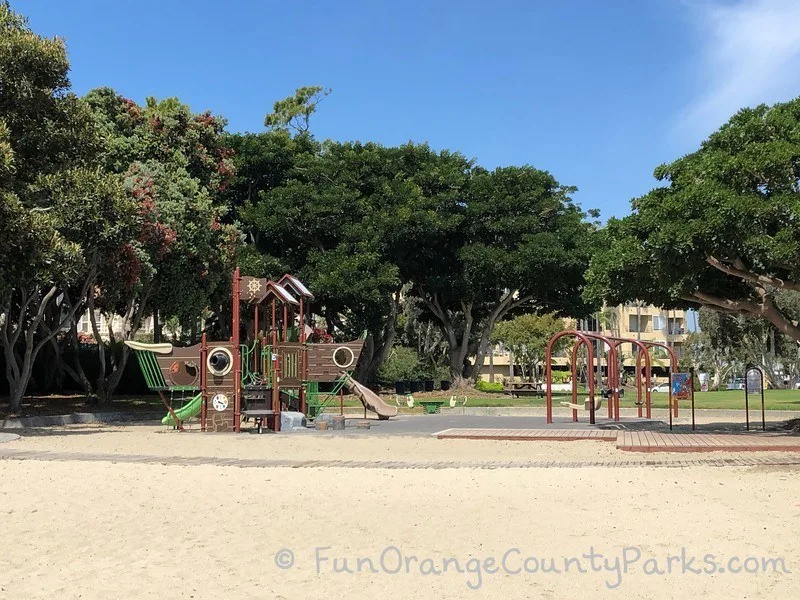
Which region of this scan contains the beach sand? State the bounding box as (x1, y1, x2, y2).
(1, 426, 798, 599)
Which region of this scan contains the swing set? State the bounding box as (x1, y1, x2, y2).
(544, 330, 680, 426)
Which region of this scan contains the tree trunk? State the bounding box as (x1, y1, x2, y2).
(63, 318, 93, 395)
(2, 279, 94, 412)
(153, 305, 161, 343)
(87, 280, 151, 404)
(418, 288, 533, 388)
(358, 289, 402, 383)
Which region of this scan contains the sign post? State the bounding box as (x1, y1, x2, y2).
(671, 372, 693, 431)
(745, 365, 765, 431)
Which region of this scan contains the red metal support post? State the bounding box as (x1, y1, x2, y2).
(232, 268, 241, 432)
(299, 297, 307, 415)
(200, 332, 207, 432)
(253, 304, 259, 374)
(690, 366, 696, 431)
(609, 337, 652, 419)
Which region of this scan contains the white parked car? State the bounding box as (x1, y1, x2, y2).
(649, 383, 670, 393)
(726, 378, 745, 390)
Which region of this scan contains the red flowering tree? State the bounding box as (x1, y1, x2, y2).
(80, 89, 239, 401)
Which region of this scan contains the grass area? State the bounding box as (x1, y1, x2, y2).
(446, 389, 800, 411)
(320, 388, 800, 413)
(342, 387, 800, 413)
(644, 389, 800, 411)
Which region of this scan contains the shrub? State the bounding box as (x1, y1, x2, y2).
(434, 364, 452, 382)
(550, 370, 571, 383)
(376, 346, 421, 385)
(475, 380, 503, 393)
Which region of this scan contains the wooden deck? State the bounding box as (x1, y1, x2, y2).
(434, 428, 617, 442)
(435, 428, 800, 453)
(616, 431, 800, 453)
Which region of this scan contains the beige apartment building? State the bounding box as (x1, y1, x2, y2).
(594, 303, 689, 365)
(479, 303, 691, 381)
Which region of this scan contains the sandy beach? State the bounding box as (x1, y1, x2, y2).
(1, 425, 799, 599)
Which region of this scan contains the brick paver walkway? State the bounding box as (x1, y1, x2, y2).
(2, 448, 800, 470)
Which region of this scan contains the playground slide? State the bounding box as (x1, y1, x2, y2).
(162, 393, 203, 426)
(340, 373, 398, 420)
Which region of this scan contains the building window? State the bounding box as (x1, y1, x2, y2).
(628, 314, 649, 333)
(78, 311, 105, 334)
(668, 318, 684, 335)
(652, 315, 666, 331)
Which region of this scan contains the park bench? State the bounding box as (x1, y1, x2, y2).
(418, 400, 445, 414)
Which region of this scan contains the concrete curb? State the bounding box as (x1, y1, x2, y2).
(0, 412, 164, 430)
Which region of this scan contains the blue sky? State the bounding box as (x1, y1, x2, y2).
(21, 0, 800, 219)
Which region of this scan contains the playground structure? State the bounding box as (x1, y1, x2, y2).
(544, 330, 680, 426)
(125, 268, 397, 432)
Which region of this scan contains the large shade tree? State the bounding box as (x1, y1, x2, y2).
(235, 135, 409, 380)
(0, 4, 135, 410)
(586, 98, 800, 343)
(234, 87, 597, 385)
(406, 165, 598, 385)
(77, 89, 239, 401)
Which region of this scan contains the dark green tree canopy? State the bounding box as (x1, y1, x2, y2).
(0, 4, 136, 407)
(586, 97, 800, 341)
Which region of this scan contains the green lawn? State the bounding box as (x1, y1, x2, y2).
(644, 389, 800, 411)
(352, 388, 800, 413)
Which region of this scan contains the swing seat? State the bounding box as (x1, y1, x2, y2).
(448, 395, 467, 408)
(560, 397, 603, 412)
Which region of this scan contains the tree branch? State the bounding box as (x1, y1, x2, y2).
(706, 255, 800, 292)
(683, 292, 761, 315)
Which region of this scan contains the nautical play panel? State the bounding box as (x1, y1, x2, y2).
(126, 268, 397, 432)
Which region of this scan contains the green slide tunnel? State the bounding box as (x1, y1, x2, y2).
(162, 393, 203, 426)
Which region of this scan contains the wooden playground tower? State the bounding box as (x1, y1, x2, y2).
(544, 330, 679, 425)
(126, 268, 382, 433)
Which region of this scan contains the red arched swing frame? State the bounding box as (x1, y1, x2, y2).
(608, 336, 652, 419)
(636, 341, 679, 418)
(545, 331, 621, 424)
(545, 333, 679, 425)
(568, 333, 621, 422)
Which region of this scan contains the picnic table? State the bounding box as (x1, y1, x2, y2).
(502, 381, 544, 398)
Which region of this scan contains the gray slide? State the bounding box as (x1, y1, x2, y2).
(340, 373, 398, 420)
